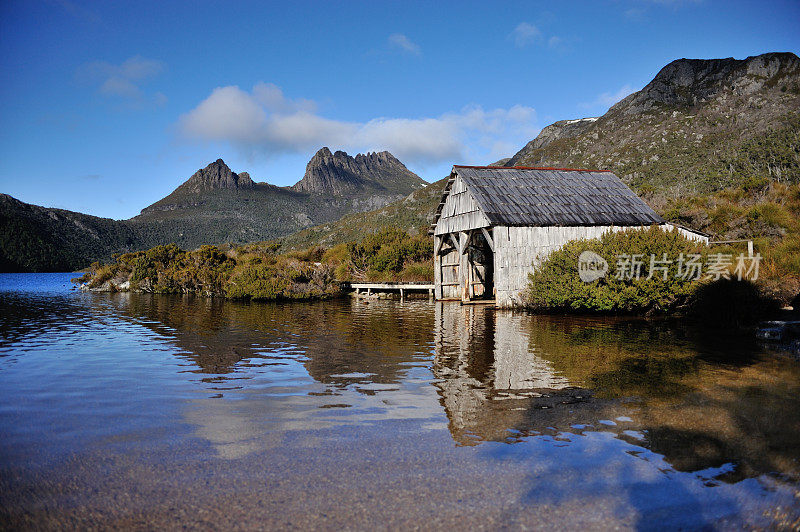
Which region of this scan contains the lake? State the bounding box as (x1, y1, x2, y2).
(1, 273, 798, 529)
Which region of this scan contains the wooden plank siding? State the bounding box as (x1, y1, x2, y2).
(493, 225, 632, 307)
(431, 166, 706, 309)
(433, 175, 490, 236)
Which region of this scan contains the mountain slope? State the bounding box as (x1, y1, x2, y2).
(0, 194, 139, 272)
(507, 52, 800, 203)
(5, 52, 799, 275)
(282, 52, 800, 285)
(131, 152, 427, 250)
(503, 52, 800, 283)
(1, 150, 428, 271)
(280, 177, 449, 250)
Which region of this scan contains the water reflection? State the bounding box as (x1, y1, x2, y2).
(92, 294, 443, 459)
(433, 304, 800, 484)
(99, 293, 800, 484)
(433, 305, 599, 446)
(3, 277, 800, 528)
(2, 282, 799, 483)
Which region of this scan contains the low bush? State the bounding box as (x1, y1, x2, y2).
(341, 227, 432, 281)
(524, 226, 708, 314)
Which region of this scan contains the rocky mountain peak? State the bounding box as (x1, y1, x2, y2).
(506, 52, 800, 168)
(611, 52, 800, 115)
(176, 159, 255, 194)
(292, 147, 425, 196)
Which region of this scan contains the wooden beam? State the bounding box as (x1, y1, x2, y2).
(434, 235, 443, 256)
(481, 227, 494, 252)
(459, 231, 470, 255)
(448, 233, 460, 253)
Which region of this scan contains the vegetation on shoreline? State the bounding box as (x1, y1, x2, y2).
(524, 227, 707, 314)
(523, 226, 781, 324)
(75, 227, 432, 301)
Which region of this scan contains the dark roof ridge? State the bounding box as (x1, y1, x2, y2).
(454, 165, 611, 173)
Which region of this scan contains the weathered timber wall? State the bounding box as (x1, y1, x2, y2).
(436, 234, 461, 299)
(493, 225, 626, 308)
(434, 175, 490, 236)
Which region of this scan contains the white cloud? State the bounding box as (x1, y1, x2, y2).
(355, 117, 462, 162)
(180, 86, 269, 143)
(547, 36, 563, 49)
(580, 84, 636, 110)
(98, 76, 140, 98)
(178, 83, 539, 166)
(509, 22, 541, 48)
(77, 55, 165, 103)
(622, 0, 702, 20)
(252, 82, 317, 113)
(388, 33, 421, 55)
(624, 7, 646, 20)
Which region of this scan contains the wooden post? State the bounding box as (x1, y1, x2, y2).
(434, 235, 443, 300)
(461, 231, 470, 303)
(466, 229, 472, 300)
(481, 227, 494, 252)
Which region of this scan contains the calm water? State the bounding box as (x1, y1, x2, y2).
(1, 273, 799, 529)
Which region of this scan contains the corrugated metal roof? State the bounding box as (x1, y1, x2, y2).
(432, 166, 664, 230)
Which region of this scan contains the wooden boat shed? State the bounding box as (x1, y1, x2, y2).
(430, 165, 680, 308)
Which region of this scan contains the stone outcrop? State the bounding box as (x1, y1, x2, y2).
(174, 159, 255, 194)
(611, 52, 800, 115)
(507, 52, 800, 168)
(505, 52, 800, 174)
(292, 147, 426, 196)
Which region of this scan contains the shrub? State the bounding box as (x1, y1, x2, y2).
(399, 262, 434, 282)
(524, 226, 707, 314)
(76, 225, 434, 298)
(344, 227, 433, 280)
(746, 203, 793, 229)
(226, 263, 290, 300)
(87, 263, 116, 288)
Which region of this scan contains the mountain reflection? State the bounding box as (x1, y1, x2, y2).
(6, 288, 797, 482)
(110, 293, 435, 387)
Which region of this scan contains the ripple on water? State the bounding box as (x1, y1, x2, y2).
(0, 273, 798, 529)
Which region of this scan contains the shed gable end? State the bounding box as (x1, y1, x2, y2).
(434, 175, 491, 235)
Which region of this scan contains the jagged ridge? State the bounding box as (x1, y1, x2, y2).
(176, 158, 255, 193)
(292, 147, 426, 196)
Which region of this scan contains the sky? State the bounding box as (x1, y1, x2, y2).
(0, 0, 798, 219)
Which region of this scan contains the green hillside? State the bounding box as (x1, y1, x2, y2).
(279, 177, 448, 250)
(0, 194, 140, 272)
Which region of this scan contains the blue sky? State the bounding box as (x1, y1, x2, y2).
(1, 0, 798, 219)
